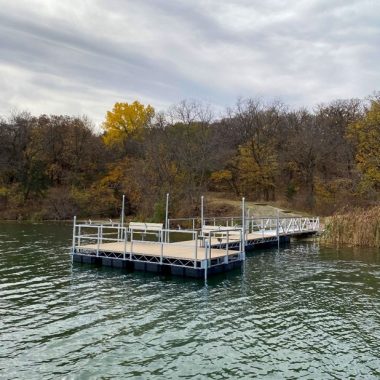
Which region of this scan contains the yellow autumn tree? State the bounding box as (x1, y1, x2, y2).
(210, 170, 237, 193)
(348, 99, 380, 192)
(102, 101, 155, 146)
(234, 142, 278, 200)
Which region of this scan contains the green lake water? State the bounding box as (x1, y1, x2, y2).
(0, 223, 379, 379)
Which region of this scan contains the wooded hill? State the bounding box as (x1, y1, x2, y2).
(0, 95, 379, 221)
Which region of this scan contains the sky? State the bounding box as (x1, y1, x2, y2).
(0, 0, 379, 126)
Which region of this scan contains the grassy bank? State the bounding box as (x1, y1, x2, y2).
(0, 193, 305, 222)
(322, 206, 380, 248)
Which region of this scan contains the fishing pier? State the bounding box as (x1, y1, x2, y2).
(71, 220, 245, 278)
(71, 197, 319, 278)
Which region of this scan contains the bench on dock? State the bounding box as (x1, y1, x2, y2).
(129, 222, 164, 242)
(202, 225, 242, 239)
(129, 222, 163, 233)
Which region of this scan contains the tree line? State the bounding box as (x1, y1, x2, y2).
(0, 94, 379, 220)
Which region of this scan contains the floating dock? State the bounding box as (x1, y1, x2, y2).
(71, 216, 319, 279)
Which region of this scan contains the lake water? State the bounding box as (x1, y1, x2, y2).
(0, 223, 379, 379)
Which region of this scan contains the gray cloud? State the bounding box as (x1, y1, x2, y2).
(0, 0, 378, 125)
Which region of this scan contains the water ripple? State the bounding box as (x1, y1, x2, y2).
(0, 223, 379, 379)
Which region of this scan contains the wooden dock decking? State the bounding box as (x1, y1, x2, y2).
(77, 231, 284, 261)
(79, 241, 232, 260)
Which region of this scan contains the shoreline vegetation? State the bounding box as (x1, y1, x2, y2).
(0, 95, 379, 247)
(322, 206, 380, 248)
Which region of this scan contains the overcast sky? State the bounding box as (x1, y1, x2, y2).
(0, 0, 379, 125)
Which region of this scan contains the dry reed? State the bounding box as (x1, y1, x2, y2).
(322, 206, 380, 248)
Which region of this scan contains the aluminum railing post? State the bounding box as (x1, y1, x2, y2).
(123, 229, 127, 260)
(97, 226, 100, 257)
(201, 196, 204, 231)
(72, 216, 76, 254)
(208, 235, 211, 265)
(130, 230, 133, 260)
(121, 194, 125, 230)
(165, 193, 169, 243)
(194, 231, 198, 268)
(204, 239, 208, 281)
(226, 231, 229, 264)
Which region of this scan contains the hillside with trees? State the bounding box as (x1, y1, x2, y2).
(0, 95, 379, 221)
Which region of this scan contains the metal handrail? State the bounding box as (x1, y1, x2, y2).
(73, 219, 243, 257)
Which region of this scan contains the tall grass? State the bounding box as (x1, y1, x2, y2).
(322, 206, 380, 248)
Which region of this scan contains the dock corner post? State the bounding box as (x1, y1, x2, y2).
(204, 239, 208, 281)
(201, 195, 204, 230)
(97, 225, 100, 257)
(194, 231, 198, 268)
(72, 216, 77, 255)
(242, 197, 246, 251)
(240, 228, 245, 259)
(247, 208, 250, 233)
(160, 232, 164, 264)
(165, 193, 169, 242)
(78, 224, 81, 248)
(123, 229, 127, 260)
(130, 230, 134, 260)
(121, 194, 125, 227)
(226, 230, 229, 264)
